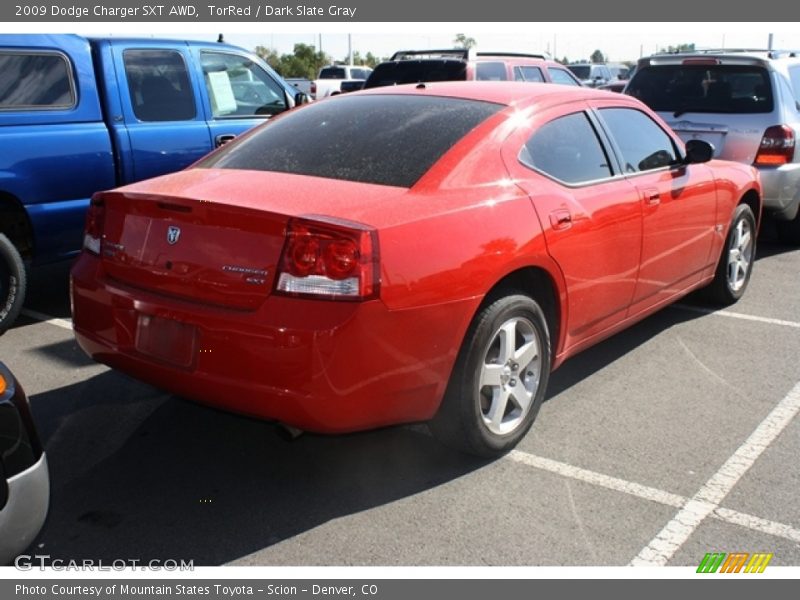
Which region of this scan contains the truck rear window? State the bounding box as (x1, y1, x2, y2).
(364, 60, 467, 89)
(198, 94, 502, 188)
(319, 67, 346, 79)
(0, 51, 74, 109)
(627, 64, 774, 114)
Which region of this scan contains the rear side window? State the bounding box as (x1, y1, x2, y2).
(199, 94, 502, 187)
(476, 62, 508, 81)
(549, 69, 580, 86)
(0, 51, 74, 109)
(124, 49, 196, 122)
(350, 68, 371, 80)
(568, 65, 591, 80)
(514, 66, 545, 82)
(364, 61, 467, 88)
(599, 108, 678, 173)
(627, 64, 774, 114)
(520, 112, 613, 184)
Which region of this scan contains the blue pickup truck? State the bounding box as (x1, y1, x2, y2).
(0, 34, 306, 332)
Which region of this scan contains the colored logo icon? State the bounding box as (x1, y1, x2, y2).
(697, 552, 773, 573)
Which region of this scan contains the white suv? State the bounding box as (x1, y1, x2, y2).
(626, 49, 800, 243)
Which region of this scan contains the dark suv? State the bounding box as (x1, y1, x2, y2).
(364, 49, 582, 89)
(626, 49, 800, 243)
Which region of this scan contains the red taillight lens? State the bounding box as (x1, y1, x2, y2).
(82, 197, 106, 255)
(754, 125, 795, 166)
(310, 82, 317, 95)
(276, 217, 379, 301)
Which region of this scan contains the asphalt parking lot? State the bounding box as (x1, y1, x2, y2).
(3, 221, 799, 567)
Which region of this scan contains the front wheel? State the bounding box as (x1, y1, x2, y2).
(704, 203, 756, 305)
(430, 293, 551, 457)
(0, 233, 26, 335)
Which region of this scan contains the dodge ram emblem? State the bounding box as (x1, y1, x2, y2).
(167, 226, 181, 245)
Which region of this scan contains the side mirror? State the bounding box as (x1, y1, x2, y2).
(683, 139, 715, 164)
(294, 92, 310, 106)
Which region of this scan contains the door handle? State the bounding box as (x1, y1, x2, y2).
(549, 209, 573, 230)
(641, 188, 661, 205)
(215, 134, 236, 147)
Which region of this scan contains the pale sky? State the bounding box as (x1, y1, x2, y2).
(18, 22, 800, 64)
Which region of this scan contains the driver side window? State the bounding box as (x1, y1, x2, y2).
(599, 108, 678, 173)
(200, 51, 287, 118)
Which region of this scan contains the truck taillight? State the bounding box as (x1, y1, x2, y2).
(310, 82, 316, 96)
(754, 125, 795, 166)
(276, 217, 379, 301)
(82, 198, 106, 255)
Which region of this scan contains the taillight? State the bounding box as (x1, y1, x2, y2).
(754, 125, 795, 166)
(310, 82, 317, 96)
(276, 217, 379, 301)
(82, 197, 106, 255)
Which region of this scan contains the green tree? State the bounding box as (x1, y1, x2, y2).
(453, 33, 477, 49)
(590, 49, 605, 63)
(659, 43, 696, 54)
(254, 43, 329, 79)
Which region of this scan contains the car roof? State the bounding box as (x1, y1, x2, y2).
(638, 49, 800, 66)
(356, 80, 626, 108)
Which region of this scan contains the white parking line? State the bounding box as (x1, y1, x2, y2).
(506, 449, 800, 547)
(630, 380, 800, 566)
(673, 304, 800, 329)
(20, 308, 73, 331)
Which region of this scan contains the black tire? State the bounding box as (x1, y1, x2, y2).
(775, 210, 800, 246)
(430, 293, 551, 458)
(0, 233, 26, 335)
(704, 203, 756, 306)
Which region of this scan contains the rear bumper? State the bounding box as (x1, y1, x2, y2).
(71, 254, 476, 433)
(759, 163, 800, 220)
(0, 454, 49, 566)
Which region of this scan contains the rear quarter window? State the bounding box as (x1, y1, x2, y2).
(199, 94, 502, 187)
(0, 51, 75, 109)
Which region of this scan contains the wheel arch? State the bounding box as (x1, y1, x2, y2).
(0, 192, 34, 260)
(739, 188, 762, 228)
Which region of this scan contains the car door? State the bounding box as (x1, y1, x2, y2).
(595, 105, 717, 310)
(108, 43, 214, 183)
(503, 105, 643, 347)
(195, 48, 290, 149)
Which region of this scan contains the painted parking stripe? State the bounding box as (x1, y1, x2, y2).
(507, 449, 800, 546)
(630, 380, 800, 566)
(20, 308, 73, 331)
(673, 304, 800, 329)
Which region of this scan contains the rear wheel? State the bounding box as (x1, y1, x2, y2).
(704, 203, 756, 305)
(0, 233, 26, 335)
(430, 293, 551, 457)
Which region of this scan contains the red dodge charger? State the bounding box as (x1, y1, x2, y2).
(71, 82, 761, 456)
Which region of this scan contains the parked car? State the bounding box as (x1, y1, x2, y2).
(285, 77, 313, 97)
(567, 62, 614, 87)
(71, 82, 760, 457)
(625, 48, 800, 243)
(364, 49, 582, 89)
(310, 64, 373, 99)
(0, 361, 48, 565)
(0, 33, 307, 333)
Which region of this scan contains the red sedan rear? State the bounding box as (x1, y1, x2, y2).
(71, 82, 761, 456)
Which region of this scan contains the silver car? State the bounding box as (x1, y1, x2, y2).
(1, 361, 49, 565)
(626, 49, 800, 244)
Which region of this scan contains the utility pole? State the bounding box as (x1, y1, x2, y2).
(348, 33, 352, 64)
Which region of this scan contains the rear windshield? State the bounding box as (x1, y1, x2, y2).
(319, 67, 346, 79)
(364, 60, 467, 89)
(627, 64, 774, 114)
(568, 65, 591, 79)
(199, 94, 503, 188)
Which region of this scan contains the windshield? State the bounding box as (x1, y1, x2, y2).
(627, 64, 774, 115)
(198, 94, 503, 188)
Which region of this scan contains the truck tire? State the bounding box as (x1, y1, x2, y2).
(0, 233, 26, 335)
